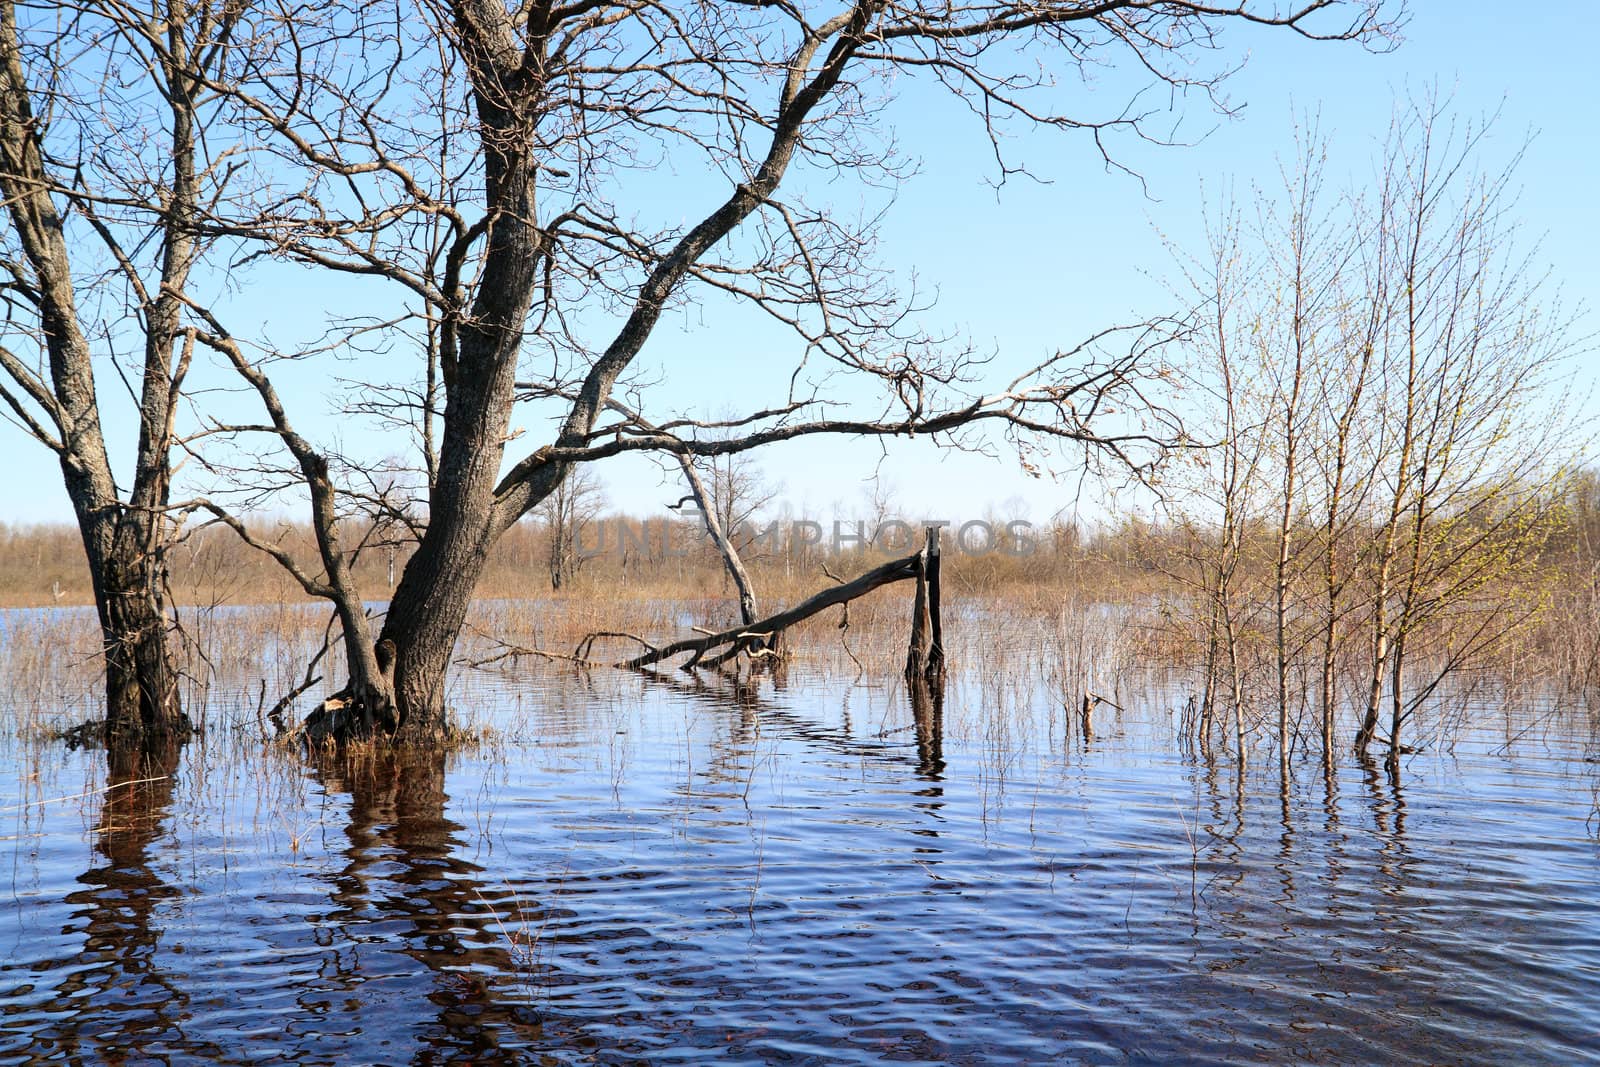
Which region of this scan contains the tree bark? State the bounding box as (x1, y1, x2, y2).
(95, 535, 186, 747)
(0, 0, 192, 747)
(905, 527, 944, 684)
(377, 11, 544, 735)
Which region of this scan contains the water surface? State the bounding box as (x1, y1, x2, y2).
(4, 649, 1599, 1063)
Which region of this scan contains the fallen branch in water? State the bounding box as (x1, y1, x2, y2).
(465, 642, 604, 669)
(590, 547, 926, 671)
(474, 530, 948, 682)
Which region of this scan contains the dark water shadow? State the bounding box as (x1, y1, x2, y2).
(296, 745, 553, 1064)
(21, 740, 228, 1063)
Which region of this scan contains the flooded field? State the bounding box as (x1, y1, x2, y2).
(4, 610, 1600, 1064)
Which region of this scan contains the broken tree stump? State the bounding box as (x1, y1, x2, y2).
(905, 526, 946, 689)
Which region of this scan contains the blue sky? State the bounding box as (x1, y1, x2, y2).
(3, 2, 1594, 529)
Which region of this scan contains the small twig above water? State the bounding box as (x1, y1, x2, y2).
(1, 776, 168, 814)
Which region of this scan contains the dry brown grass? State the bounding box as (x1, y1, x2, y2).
(10, 504, 1595, 749)
(5, 543, 1155, 722)
(0, 511, 1203, 749)
(0, 516, 1153, 607)
(0, 607, 104, 740)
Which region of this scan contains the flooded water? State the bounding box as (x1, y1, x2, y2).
(4, 642, 1600, 1063)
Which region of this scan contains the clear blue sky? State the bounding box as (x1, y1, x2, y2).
(3, 3, 1594, 528)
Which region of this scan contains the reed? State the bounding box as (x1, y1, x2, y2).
(5, 499, 1597, 760)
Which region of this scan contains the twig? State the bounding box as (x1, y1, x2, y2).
(1, 776, 168, 814)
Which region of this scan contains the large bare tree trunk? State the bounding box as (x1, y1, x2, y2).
(379, 66, 540, 734)
(0, 0, 195, 747)
(94, 530, 185, 747)
(377, 0, 839, 736)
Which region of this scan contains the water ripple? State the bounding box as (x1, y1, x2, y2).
(4, 669, 1600, 1063)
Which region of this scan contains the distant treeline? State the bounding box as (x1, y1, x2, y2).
(0, 510, 1129, 608)
(7, 472, 1600, 616)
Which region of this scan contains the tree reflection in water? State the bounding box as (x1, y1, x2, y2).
(301, 745, 550, 1062)
(20, 741, 558, 1065)
(44, 740, 225, 1062)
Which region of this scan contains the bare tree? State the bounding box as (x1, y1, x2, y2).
(0, 0, 252, 748)
(1353, 101, 1576, 765)
(591, 394, 767, 624)
(1202, 126, 1357, 769)
(1165, 199, 1275, 765)
(1261, 136, 1330, 771)
(539, 465, 604, 590)
(178, 0, 1396, 739)
(702, 454, 779, 554)
(1307, 224, 1383, 767)
(1166, 97, 1577, 768)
